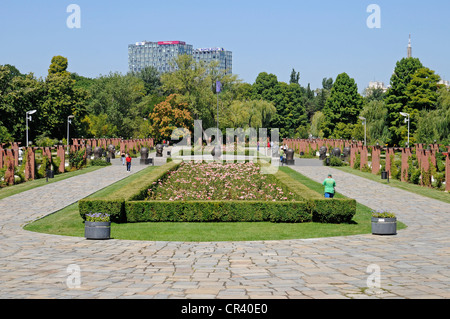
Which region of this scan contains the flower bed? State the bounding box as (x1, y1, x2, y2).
(79, 161, 356, 224)
(146, 162, 298, 202)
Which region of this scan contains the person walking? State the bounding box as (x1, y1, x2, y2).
(322, 174, 336, 198)
(121, 151, 126, 166)
(126, 153, 132, 172)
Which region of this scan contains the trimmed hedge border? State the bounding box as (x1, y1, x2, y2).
(79, 161, 357, 224)
(125, 200, 312, 223)
(79, 161, 180, 222)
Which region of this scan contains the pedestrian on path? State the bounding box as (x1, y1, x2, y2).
(121, 151, 126, 166)
(126, 153, 132, 172)
(323, 174, 336, 198)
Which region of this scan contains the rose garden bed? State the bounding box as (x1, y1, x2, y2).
(79, 161, 356, 224)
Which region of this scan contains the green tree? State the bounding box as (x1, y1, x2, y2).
(130, 66, 162, 95)
(309, 111, 325, 138)
(48, 55, 70, 76)
(223, 99, 276, 130)
(322, 72, 363, 138)
(39, 57, 89, 139)
(359, 100, 391, 145)
(86, 72, 146, 138)
(251, 72, 307, 138)
(290, 68, 300, 85)
(415, 87, 450, 145)
(384, 57, 423, 145)
(0, 65, 46, 144)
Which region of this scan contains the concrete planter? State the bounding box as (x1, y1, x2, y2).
(371, 217, 397, 235)
(85, 221, 111, 240)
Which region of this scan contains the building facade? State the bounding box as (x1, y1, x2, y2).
(193, 48, 233, 74)
(128, 41, 232, 74)
(128, 41, 193, 74)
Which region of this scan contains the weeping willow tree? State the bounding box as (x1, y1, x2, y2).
(222, 100, 276, 130)
(359, 100, 391, 145)
(414, 87, 450, 145)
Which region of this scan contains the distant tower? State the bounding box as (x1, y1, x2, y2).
(407, 34, 412, 58)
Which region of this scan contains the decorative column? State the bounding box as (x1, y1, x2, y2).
(446, 149, 450, 192)
(24, 147, 36, 181)
(360, 146, 368, 170)
(371, 145, 381, 175)
(4, 149, 15, 185)
(401, 148, 412, 182)
(57, 145, 65, 173)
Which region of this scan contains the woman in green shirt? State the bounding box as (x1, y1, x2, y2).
(323, 174, 336, 198)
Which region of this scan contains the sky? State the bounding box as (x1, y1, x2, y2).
(1, 0, 449, 93)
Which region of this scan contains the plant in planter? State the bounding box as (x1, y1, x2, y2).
(371, 210, 397, 235)
(84, 213, 111, 240)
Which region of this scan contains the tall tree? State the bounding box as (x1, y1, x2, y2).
(39, 56, 88, 139)
(322, 73, 363, 138)
(251, 72, 307, 138)
(85, 72, 146, 138)
(384, 57, 423, 145)
(290, 68, 300, 85)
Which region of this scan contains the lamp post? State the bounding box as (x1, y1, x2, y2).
(67, 115, 74, 148)
(400, 112, 410, 147)
(359, 116, 367, 146)
(26, 110, 37, 147)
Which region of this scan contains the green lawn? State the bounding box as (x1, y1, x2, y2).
(24, 166, 406, 242)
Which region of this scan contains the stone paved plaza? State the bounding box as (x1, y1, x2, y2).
(0, 159, 449, 299)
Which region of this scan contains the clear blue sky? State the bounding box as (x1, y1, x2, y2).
(1, 0, 449, 93)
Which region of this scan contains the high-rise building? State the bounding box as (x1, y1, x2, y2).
(407, 34, 412, 58)
(193, 48, 233, 75)
(128, 41, 232, 74)
(128, 41, 193, 73)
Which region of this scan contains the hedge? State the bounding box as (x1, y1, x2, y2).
(79, 161, 180, 222)
(125, 200, 312, 223)
(79, 160, 357, 224)
(272, 168, 356, 223)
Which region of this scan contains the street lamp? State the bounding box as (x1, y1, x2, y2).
(359, 116, 367, 146)
(26, 110, 37, 147)
(399, 112, 410, 147)
(67, 115, 74, 147)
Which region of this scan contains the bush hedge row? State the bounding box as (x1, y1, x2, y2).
(125, 200, 312, 223)
(79, 161, 356, 224)
(79, 161, 180, 222)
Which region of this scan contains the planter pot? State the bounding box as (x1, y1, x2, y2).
(85, 221, 111, 240)
(371, 217, 397, 235)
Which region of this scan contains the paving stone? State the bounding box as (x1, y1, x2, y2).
(0, 161, 449, 299)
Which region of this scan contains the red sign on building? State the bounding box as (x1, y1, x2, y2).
(157, 41, 186, 45)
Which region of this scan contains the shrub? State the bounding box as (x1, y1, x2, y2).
(79, 199, 124, 223)
(69, 148, 86, 169)
(89, 159, 112, 166)
(324, 156, 344, 167)
(125, 200, 311, 223)
(309, 199, 356, 223)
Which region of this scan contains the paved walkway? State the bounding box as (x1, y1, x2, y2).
(0, 159, 449, 299)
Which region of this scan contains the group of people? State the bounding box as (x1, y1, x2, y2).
(121, 151, 132, 172)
